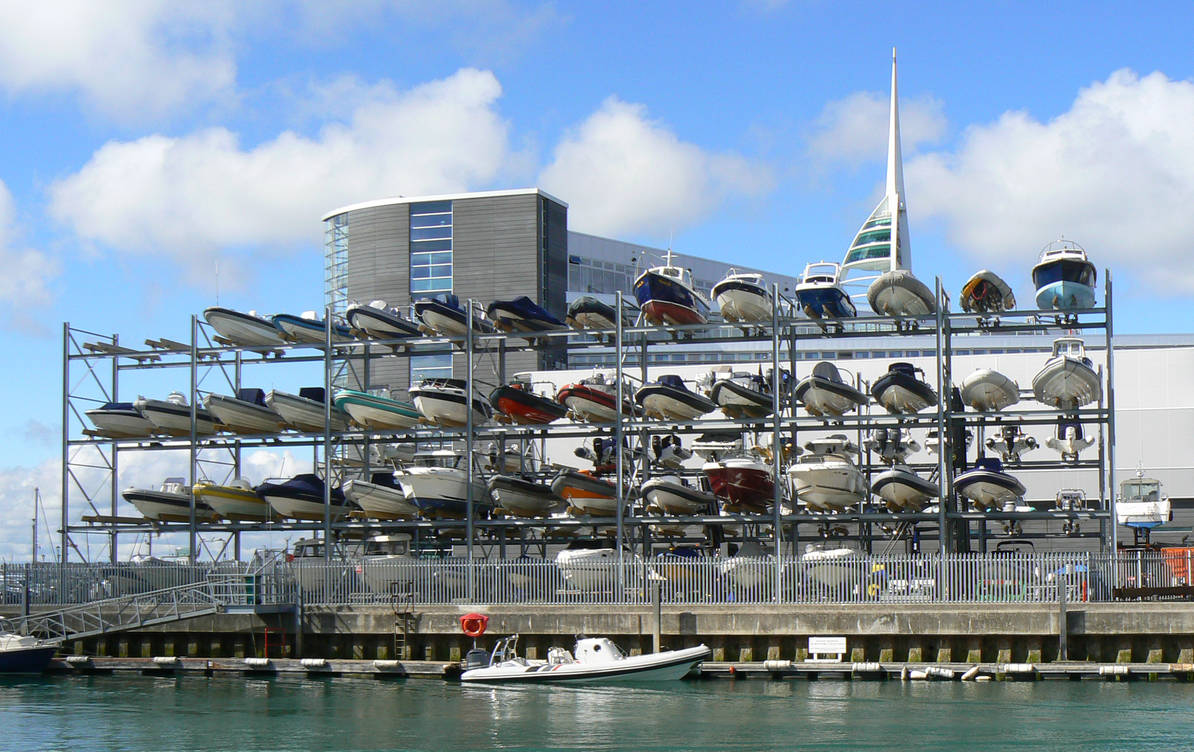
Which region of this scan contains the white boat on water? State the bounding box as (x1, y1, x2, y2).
(0, 630, 58, 673)
(1032, 337, 1102, 410)
(461, 634, 710, 683)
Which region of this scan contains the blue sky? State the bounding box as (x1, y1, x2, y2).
(1, 0, 1192, 558)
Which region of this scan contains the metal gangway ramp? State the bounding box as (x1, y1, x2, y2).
(2, 574, 273, 644)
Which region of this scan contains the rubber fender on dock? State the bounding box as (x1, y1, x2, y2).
(373, 660, 401, 670)
(762, 660, 792, 672)
(244, 657, 272, 668)
(851, 662, 882, 674)
(961, 666, 981, 681)
(1000, 663, 1036, 674)
(152, 656, 179, 666)
(65, 655, 93, 665)
(1098, 665, 1129, 676)
(924, 666, 955, 680)
(301, 658, 328, 668)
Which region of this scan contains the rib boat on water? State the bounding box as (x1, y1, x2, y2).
(1032, 338, 1102, 410)
(711, 270, 772, 323)
(461, 634, 710, 683)
(633, 249, 710, 325)
(345, 300, 422, 340)
(1032, 239, 1097, 311)
(203, 307, 287, 347)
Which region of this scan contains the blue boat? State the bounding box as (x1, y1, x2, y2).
(486, 296, 564, 334)
(272, 311, 355, 344)
(413, 293, 495, 337)
(1032, 240, 1096, 311)
(632, 250, 710, 325)
(0, 633, 57, 673)
(795, 262, 856, 319)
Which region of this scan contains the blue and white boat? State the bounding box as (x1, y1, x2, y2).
(409, 377, 492, 427)
(1032, 239, 1097, 311)
(413, 293, 495, 337)
(635, 374, 716, 421)
(204, 388, 285, 434)
(272, 311, 355, 344)
(954, 458, 1025, 511)
(345, 300, 422, 340)
(203, 307, 287, 347)
(632, 249, 710, 326)
(0, 631, 57, 673)
(795, 262, 856, 320)
(486, 296, 565, 335)
(870, 362, 936, 414)
(255, 473, 353, 521)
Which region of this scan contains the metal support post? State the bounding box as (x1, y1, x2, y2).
(60, 323, 69, 570)
(614, 291, 626, 594)
(465, 300, 476, 601)
(322, 306, 334, 563)
(770, 284, 783, 601)
(1105, 271, 1117, 560)
(1058, 582, 1068, 660)
(189, 315, 199, 564)
(110, 335, 119, 563)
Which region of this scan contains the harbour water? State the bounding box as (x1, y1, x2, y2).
(3, 675, 1190, 751)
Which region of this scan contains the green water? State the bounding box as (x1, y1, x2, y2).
(2, 675, 1189, 751)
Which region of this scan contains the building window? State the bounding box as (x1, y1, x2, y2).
(410, 351, 453, 383)
(410, 201, 453, 294)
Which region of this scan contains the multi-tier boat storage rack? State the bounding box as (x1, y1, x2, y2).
(60, 274, 1116, 565)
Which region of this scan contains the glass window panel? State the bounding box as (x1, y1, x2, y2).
(411, 266, 431, 279)
(410, 200, 452, 215)
(411, 238, 452, 252)
(411, 226, 452, 240)
(411, 252, 433, 265)
(410, 213, 452, 228)
(430, 252, 452, 264)
(429, 263, 452, 277)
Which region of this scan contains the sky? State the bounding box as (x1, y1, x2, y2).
(2, 0, 1193, 560)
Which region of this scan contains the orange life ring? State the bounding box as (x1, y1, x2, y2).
(460, 613, 488, 638)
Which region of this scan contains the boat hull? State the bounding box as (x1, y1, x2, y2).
(343, 479, 419, 519)
(566, 296, 620, 331)
(1035, 280, 1095, 311)
(489, 385, 567, 425)
(85, 407, 157, 438)
(961, 369, 1020, 412)
(641, 477, 715, 515)
(866, 270, 936, 317)
(709, 380, 773, 419)
(795, 285, 856, 319)
(551, 471, 620, 515)
(634, 272, 708, 325)
(203, 308, 286, 347)
(635, 385, 715, 421)
(789, 457, 866, 511)
(0, 645, 58, 673)
(204, 395, 285, 434)
(122, 489, 216, 522)
(703, 460, 774, 511)
(266, 391, 349, 432)
(794, 378, 866, 417)
(261, 495, 352, 521)
(961, 271, 1015, 313)
(488, 476, 562, 517)
(955, 470, 1026, 510)
(1032, 358, 1101, 409)
(461, 645, 710, 683)
(712, 281, 772, 323)
(871, 468, 938, 511)
(333, 391, 421, 429)
(193, 483, 270, 521)
(871, 371, 936, 414)
(556, 384, 634, 423)
(135, 400, 220, 435)
(393, 468, 491, 518)
(345, 305, 421, 340)
(410, 389, 490, 428)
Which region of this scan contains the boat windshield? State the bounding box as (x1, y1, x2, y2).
(1033, 258, 1096, 288)
(1122, 479, 1160, 503)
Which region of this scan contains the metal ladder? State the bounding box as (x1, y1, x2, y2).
(391, 587, 415, 660)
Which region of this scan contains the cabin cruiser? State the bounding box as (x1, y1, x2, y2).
(462, 634, 709, 683)
(641, 475, 717, 515)
(954, 458, 1025, 511)
(704, 367, 786, 419)
(985, 421, 1039, 464)
(410, 378, 492, 427)
(266, 387, 350, 432)
(392, 450, 493, 518)
(551, 470, 622, 516)
(333, 388, 421, 430)
(203, 307, 287, 347)
(787, 435, 865, 511)
(871, 362, 937, 414)
(960, 271, 1016, 315)
(0, 629, 58, 673)
(1116, 473, 1172, 533)
(866, 268, 936, 318)
(193, 479, 271, 521)
(871, 466, 937, 511)
(343, 472, 420, 519)
(489, 380, 568, 425)
(565, 295, 625, 332)
(134, 392, 220, 436)
(413, 293, 495, 337)
(793, 361, 867, 417)
(632, 249, 710, 325)
(204, 388, 285, 434)
(488, 475, 563, 517)
(636, 374, 716, 420)
(711, 269, 772, 323)
(345, 300, 422, 340)
(795, 262, 856, 319)
(1032, 239, 1097, 311)
(123, 478, 217, 522)
(85, 401, 157, 438)
(800, 542, 863, 590)
(556, 372, 638, 422)
(960, 369, 1020, 412)
(703, 455, 777, 513)
(863, 426, 920, 465)
(1032, 338, 1102, 410)
(255, 473, 353, 521)
(486, 296, 565, 335)
(272, 311, 354, 344)
(1044, 419, 1094, 462)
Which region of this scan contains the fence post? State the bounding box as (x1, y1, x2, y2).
(22, 563, 29, 616)
(652, 579, 662, 653)
(1058, 579, 1068, 660)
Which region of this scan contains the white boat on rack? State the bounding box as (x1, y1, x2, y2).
(461, 634, 710, 683)
(954, 458, 1025, 511)
(203, 307, 286, 347)
(800, 542, 862, 589)
(1032, 337, 1102, 410)
(193, 479, 270, 521)
(266, 387, 350, 432)
(135, 392, 220, 436)
(344, 472, 420, 519)
(960, 369, 1020, 412)
(641, 475, 717, 515)
(1044, 418, 1094, 462)
(204, 388, 285, 434)
(123, 478, 217, 522)
(1116, 473, 1172, 531)
(870, 465, 938, 511)
(556, 541, 634, 591)
(711, 269, 772, 323)
(866, 268, 936, 318)
(793, 362, 867, 417)
(787, 435, 865, 511)
(392, 449, 493, 518)
(345, 300, 422, 340)
(84, 401, 158, 438)
(410, 378, 492, 427)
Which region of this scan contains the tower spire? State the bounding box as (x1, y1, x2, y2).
(887, 47, 905, 202)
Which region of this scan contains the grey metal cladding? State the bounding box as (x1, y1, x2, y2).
(344, 203, 411, 308)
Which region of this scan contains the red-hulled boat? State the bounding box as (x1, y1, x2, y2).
(702, 457, 776, 513)
(556, 373, 639, 423)
(489, 382, 568, 425)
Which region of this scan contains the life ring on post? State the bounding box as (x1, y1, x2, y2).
(460, 613, 489, 638)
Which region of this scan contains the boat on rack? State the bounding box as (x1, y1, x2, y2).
(1044, 418, 1094, 462)
(711, 269, 772, 323)
(413, 293, 495, 337)
(85, 401, 158, 438)
(862, 427, 920, 465)
(332, 388, 421, 430)
(272, 311, 354, 344)
(984, 421, 1038, 464)
(0, 630, 58, 673)
(801, 542, 863, 589)
(793, 361, 868, 417)
(551, 470, 622, 516)
(123, 478, 217, 522)
(556, 372, 639, 422)
(866, 268, 936, 318)
(204, 388, 285, 434)
(787, 435, 865, 511)
(954, 458, 1025, 511)
(555, 541, 627, 591)
(345, 300, 423, 340)
(410, 377, 492, 427)
(488, 475, 563, 518)
(1032, 337, 1102, 409)
(870, 466, 938, 511)
(632, 249, 710, 325)
(1032, 239, 1097, 311)
(871, 362, 937, 414)
(565, 296, 626, 331)
(635, 374, 716, 421)
(1116, 473, 1172, 532)
(134, 392, 220, 436)
(705, 367, 785, 419)
(343, 472, 420, 520)
(461, 633, 710, 683)
(795, 262, 856, 320)
(392, 450, 493, 518)
(203, 307, 287, 347)
(960, 271, 1015, 314)
(193, 479, 271, 521)
(255, 473, 353, 521)
(486, 296, 565, 336)
(960, 368, 1020, 412)
(641, 475, 717, 515)
(488, 381, 568, 425)
(266, 387, 350, 432)
(702, 455, 776, 513)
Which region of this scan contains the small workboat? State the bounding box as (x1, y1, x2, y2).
(0, 631, 58, 673)
(392, 450, 493, 518)
(871, 362, 937, 414)
(343, 472, 420, 520)
(266, 387, 350, 432)
(632, 249, 710, 325)
(488, 381, 568, 425)
(256, 473, 352, 521)
(711, 269, 772, 323)
(870, 465, 938, 511)
(960, 271, 1015, 314)
(984, 421, 1039, 464)
(705, 367, 784, 419)
(1032, 239, 1097, 311)
(635, 374, 716, 421)
(333, 388, 421, 430)
(702, 456, 776, 513)
(203, 307, 287, 347)
(866, 268, 936, 318)
(123, 478, 217, 522)
(551, 469, 622, 516)
(795, 262, 856, 319)
(960, 368, 1020, 412)
(1116, 473, 1172, 532)
(641, 475, 717, 515)
(134, 392, 220, 436)
(204, 388, 286, 434)
(565, 295, 625, 331)
(487, 475, 563, 518)
(486, 296, 565, 335)
(1032, 337, 1102, 409)
(410, 378, 492, 427)
(345, 300, 422, 340)
(556, 373, 638, 422)
(787, 435, 865, 511)
(863, 427, 920, 465)
(793, 361, 867, 417)
(84, 401, 157, 438)
(462, 634, 710, 683)
(414, 293, 495, 337)
(1044, 419, 1094, 462)
(272, 311, 354, 344)
(193, 479, 271, 521)
(954, 458, 1025, 511)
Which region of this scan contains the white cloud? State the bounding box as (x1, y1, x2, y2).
(0, 0, 236, 121)
(807, 90, 948, 165)
(538, 97, 774, 237)
(0, 180, 58, 312)
(48, 69, 511, 278)
(908, 69, 1194, 292)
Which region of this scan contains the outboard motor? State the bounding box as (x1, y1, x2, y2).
(463, 648, 489, 670)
